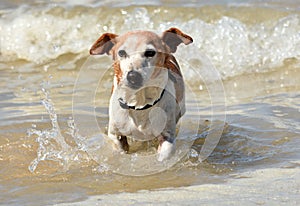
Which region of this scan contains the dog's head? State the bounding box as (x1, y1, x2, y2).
(90, 28, 193, 91)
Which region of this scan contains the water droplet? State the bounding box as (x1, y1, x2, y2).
(121, 10, 127, 15)
(189, 148, 199, 158)
(53, 45, 60, 52)
(43, 65, 49, 72)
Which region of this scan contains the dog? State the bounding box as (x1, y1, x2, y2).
(90, 28, 193, 161)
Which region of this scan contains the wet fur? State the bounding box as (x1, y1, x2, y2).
(90, 28, 193, 161)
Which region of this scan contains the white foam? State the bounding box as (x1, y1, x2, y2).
(1, 6, 300, 79)
(177, 15, 300, 78)
(0, 6, 100, 63)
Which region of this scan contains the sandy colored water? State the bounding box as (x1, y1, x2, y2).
(0, 1, 300, 205)
(58, 166, 300, 205)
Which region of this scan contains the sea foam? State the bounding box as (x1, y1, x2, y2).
(1, 5, 300, 79)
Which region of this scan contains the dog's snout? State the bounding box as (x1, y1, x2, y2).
(127, 70, 143, 89)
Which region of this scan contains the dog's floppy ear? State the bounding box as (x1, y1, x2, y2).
(162, 28, 193, 53)
(90, 33, 118, 55)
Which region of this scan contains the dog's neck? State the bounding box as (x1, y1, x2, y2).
(117, 87, 165, 110)
(118, 89, 165, 110)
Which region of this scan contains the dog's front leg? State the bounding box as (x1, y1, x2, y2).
(154, 102, 177, 161)
(107, 132, 129, 153)
(157, 134, 176, 161)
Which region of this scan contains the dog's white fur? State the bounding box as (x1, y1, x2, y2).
(90, 28, 193, 161)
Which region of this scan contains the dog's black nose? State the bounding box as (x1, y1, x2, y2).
(127, 70, 143, 89)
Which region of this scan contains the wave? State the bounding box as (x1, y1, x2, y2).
(0, 5, 300, 78)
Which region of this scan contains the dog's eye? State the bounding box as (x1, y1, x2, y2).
(144, 49, 156, 58)
(118, 50, 127, 57)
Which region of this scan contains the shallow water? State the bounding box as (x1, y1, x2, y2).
(0, 0, 300, 205)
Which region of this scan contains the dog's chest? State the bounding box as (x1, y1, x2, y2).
(109, 79, 177, 140)
(116, 107, 165, 140)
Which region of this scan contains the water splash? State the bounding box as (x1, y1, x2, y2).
(26, 86, 197, 176)
(27, 88, 89, 173)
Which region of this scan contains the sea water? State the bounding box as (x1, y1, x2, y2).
(0, 0, 299, 205)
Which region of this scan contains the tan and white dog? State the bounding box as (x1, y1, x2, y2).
(90, 28, 193, 161)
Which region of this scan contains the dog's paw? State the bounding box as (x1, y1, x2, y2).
(158, 140, 175, 161)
